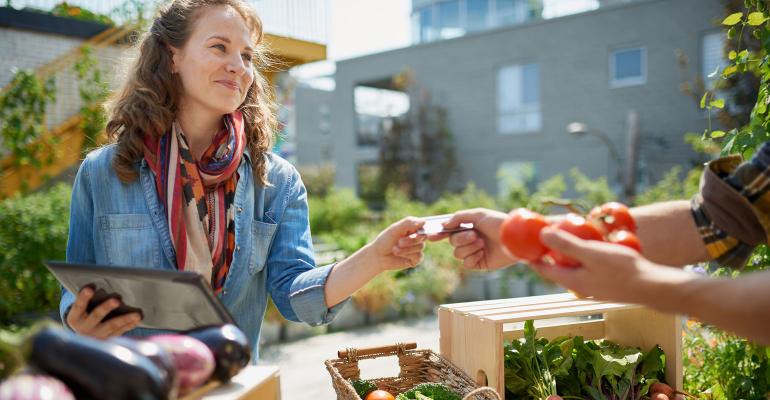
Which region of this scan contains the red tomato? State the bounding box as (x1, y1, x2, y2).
(608, 230, 642, 252)
(588, 202, 636, 233)
(547, 213, 604, 268)
(499, 208, 550, 262)
(365, 390, 395, 400)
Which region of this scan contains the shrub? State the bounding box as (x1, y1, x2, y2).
(0, 184, 71, 326)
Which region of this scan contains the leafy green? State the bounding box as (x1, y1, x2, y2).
(503, 320, 666, 400)
(349, 379, 377, 399)
(395, 383, 461, 400)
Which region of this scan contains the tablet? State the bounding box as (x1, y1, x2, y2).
(46, 261, 236, 331)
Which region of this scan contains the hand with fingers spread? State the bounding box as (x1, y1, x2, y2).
(430, 208, 517, 270)
(66, 287, 142, 340)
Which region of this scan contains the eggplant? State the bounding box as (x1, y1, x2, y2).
(109, 337, 178, 398)
(0, 373, 75, 400)
(146, 334, 215, 395)
(26, 328, 172, 400)
(183, 324, 251, 382)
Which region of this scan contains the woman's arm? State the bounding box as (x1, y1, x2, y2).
(323, 218, 425, 308)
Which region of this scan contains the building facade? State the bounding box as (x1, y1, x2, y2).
(319, 0, 724, 197)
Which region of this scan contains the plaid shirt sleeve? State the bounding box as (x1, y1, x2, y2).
(691, 141, 770, 269)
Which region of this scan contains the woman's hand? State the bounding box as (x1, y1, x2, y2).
(66, 287, 142, 339)
(367, 216, 427, 272)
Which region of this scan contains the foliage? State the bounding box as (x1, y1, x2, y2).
(73, 46, 110, 154)
(297, 163, 335, 198)
(0, 69, 57, 190)
(504, 321, 665, 400)
(308, 187, 368, 236)
(682, 319, 769, 399)
(632, 167, 701, 207)
(0, 184, 71, 326)
(51, 2, 113, 25)
(395, 383, 461, 400)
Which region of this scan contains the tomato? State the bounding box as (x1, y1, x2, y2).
(499, 208, 550, 262)
(547, 213, 604, 268)
(608, 230, 642, 252)
(365, 390, 395, 400)
(588, 202, 636, 233)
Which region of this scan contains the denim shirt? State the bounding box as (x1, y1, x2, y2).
(60, 144, 348, 360)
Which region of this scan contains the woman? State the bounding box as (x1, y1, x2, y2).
(60, 0, 426, 358)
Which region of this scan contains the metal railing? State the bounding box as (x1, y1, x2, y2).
(4, 0, 328, 43)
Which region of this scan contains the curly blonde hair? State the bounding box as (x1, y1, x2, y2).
(107, 0, 276, 185)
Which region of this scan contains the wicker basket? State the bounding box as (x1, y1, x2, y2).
(325, 342, 500, 400)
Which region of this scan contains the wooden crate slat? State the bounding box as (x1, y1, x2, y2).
(464, 299, 604, 317)
(502, 319, 606, 342)
(440, 292, 573, 311)
(484, 302, 639, 323)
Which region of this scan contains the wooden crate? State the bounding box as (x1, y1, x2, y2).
(438, 293, 682, 397)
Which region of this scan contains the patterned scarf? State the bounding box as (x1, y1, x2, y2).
(143, 112, 245, 294)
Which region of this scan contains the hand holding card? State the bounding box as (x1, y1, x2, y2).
(416, 214, 474, 235)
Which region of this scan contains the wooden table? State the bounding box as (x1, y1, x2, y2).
(190, 365, 281, 400)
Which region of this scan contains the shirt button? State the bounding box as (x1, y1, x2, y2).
(237, 207, 243, 213)
(236, 245, 241, 252)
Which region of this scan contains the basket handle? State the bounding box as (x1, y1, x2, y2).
(337, 342, 417, 359)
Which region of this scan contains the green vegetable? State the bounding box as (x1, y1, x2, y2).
(503, 320, 666, 400)
(350, 379, 377, 399)
(395, 383, 461, 400)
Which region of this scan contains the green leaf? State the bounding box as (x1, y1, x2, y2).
(728, 26, 737, 39)
(711, 130, 726, 138)
(729, 50, 737, 60)
(710, 98, 725, 109)
(722, 64, 738, 77)
(722, 12, 743, 26)
(700, 91, 709, 109)
(747, 11, 768, 26)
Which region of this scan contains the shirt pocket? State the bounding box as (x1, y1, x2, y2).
(100, 214, 162, 268)
(249, 220, 278, 274)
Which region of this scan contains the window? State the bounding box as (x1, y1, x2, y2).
(495, 0, 536, 26)
(437, 0, 463, 39)
(498, 63, 541, 134)
(418, 7, 434, 43)
(466, 0, 490, 32)
(497, 161, 536, 198)
(610, 47, 646, 87)
(702, 31, 726, 89)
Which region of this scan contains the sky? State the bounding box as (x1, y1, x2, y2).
(290, 0, 412, 84)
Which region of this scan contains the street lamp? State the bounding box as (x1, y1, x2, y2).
(566, 121, 624, 192)
(566, 110, 641, 200)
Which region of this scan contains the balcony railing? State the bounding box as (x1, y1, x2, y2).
(4, 0, 328, 43)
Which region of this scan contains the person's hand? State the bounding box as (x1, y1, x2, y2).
(532, 227, 694, 303)
(367, 217, 426, 271)
(66, 287, 142, 339)
(431, 208, 517, 270)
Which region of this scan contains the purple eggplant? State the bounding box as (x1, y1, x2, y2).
(183, 324, 251, 382)
(27, 328, 172, 400)
(109, 337, 178, 398)
(0, 373, 75, 400)
(146, 334, 215, 395)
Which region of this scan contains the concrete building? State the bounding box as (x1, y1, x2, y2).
(315, 0, 725, 197)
